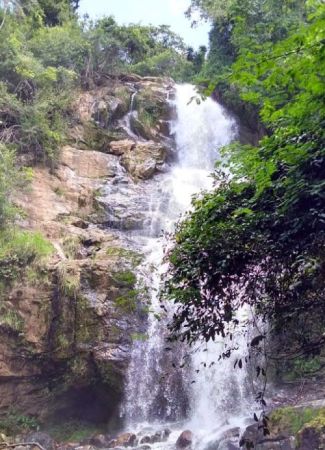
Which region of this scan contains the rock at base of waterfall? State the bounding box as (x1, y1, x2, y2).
(88, 434, 111, 448)
(255, 438, 295, 449)
(139, 436, 151, 444)
(218, 440, 239, 450)
(240, 423, 296, 450)
(163, 428, 171, 441)
(108, 433, 137, 448)
(176, 430, 193, 449)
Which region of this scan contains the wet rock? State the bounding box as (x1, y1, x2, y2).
(150, 432, 162, 443)
(256, 437, 295, 449)
(23, 432, 56, 450)
(176, 430, 193, 449)
(218, 440, 239, 450)
(221, 428, 241, 441)
(139, 436, 151, 444)
(120, 141, 166, 180)
(161, 428, 171, 441)
(205, 441, 220, 450)
(239, 424, 263, 448)
(88, 434, 110, 448)
(93, 96, 127, 127)
(108, 433, 137, 448)
(297, 425, 325, 450)
(135, 446, 151, 450)
(109, 140, 136, 156)
(157, 120, 170, 137)
(129, 115, 154, 141)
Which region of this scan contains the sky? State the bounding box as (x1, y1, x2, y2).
(78, 0, 210, 49)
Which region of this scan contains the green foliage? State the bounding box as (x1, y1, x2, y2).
(46, 420, 103, 442)
(0, 15, 77, 165)
(283, 356, 322, 381)
(270, 407, 323, 435)
(106, 247, 143, 266)
(57, 263, 80, 298)
(0, 145, 22, 227)
(62, 235, 81, 259)
(0, 229, 53, 285)
(0, 408, 39, 435)
(115, 290, 139, 314)
(131, 49, 194, 81)
(29, 22, 89, 71)
(113, 270, 137, 287)
(85, 18, 194, 80)
(0, 308, 24, 332)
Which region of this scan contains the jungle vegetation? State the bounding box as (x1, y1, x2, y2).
(165, 0, 325, 386)
(0, 0, 201, 283)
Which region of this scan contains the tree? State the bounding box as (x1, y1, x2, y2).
(165, 1, 325, 373)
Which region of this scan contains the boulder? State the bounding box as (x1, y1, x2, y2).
(61, 146, 117, 179)
(23, 432, 56, 450)
(297, 424, 325, 450)
(109, 433, 137, 448)
(120, 141, 166, 180)
(239, 424, 263, 448)
(88, 434, 110, 448)
(109, 140, 136, 156)
(176, 430, 193, 449)
(74, 89, 128, 126)
(218, 440, 239, 450)
(256, 438, 295, 449)
(163, 428, 171, 439)
(157, 120, 170, 137)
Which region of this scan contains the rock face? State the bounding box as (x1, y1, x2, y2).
(120, 141, 166, 180)
(1, 74, 174, 428)
(109, 139, 136, 156)
(176, 430, 193, 449)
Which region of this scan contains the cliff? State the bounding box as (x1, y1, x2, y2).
(0, 75, 175, 430)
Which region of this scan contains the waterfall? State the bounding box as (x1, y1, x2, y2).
(119, 90, 142, 140)
(121, 84, 253, 448)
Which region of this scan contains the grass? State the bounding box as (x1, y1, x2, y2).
(0, 408, 39, 436)
(0, 229, 54, 261)
(113, 270, 136, 287)
(106, 247, 143, 266)
(62, 235, 81, 259)
(114, 289, 138, 313)
(0, 308, 24, 332)
(271, 407, 322, 435)
(0, 229, 54, 287)
(46, 420, 104, 443)
(57, 263, 80, 298)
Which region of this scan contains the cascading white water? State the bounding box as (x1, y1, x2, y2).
(121, 84, 253, 448)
